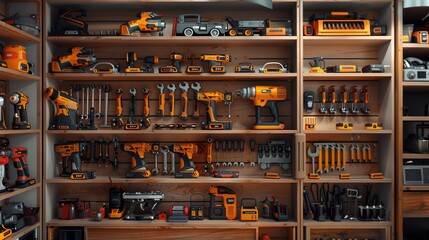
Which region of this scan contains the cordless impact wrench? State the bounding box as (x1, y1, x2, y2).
(10, 147, 36, 188)
(9, 91, 31, 129)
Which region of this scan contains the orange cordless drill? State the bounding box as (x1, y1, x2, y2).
(54, 141, 94, 180)
(236, 86, 287, 130)
(173, 144, 199, 178)
(51, 47, 96, 72)
(9, 91, 31, 129)
(123, 143, 152, 178)
(10, 147, 36, 188)
(120, 12, 166, 36)
(45, 87, 79, 130)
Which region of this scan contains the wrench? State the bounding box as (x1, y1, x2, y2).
(336, 144, 342, 171)
(169, 146, 175, 175)
(324, 144, 329, 173)
(125, 88, 139, 129)
(152, 145, 160, 175)
(140, 88, 151, 128)
(330, 144, 336, 171)
(75, 85, 80, 116)
(157, 83, 165, 117)
(341, 144, 346, 171)
(178, 82, 189, 120)
(161, 145, 169, 175)
(111, 88, 124, 128)
(307, 145, 319, 175)
(191, 82, 201, 119)
(101, 85, 112, 128)
(91, 85, 95, 109)
(316, 144, 323, 174)
(167, 84, 176, 117)
(95, 85, 102, 119)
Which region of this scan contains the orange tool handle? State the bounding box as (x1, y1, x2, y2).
(158, 93, 165, 116)
(342, 147, 347, 169)
(181, 91, 188, 119)
(169, 91, 175, 117)
(319, 86, 326, 104)
(350, 147, 355, 162)
(317, 145, 323, 172)
(368, 145, 372, 162)
(330, 147, 335, 171)
(336, 147, 341, 170)
(143, 92, 150, 117)
(356, 147, 361, 162)
(115, 91, 123, 116)
(324, 146, 329, 172)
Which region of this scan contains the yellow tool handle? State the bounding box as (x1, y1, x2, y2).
(181, 92, 188, 119)
(350, 147, 355, 162)
(363, 148, 368, 162)
(330, 147, 335, 171)
(158, 93, 165, 116)
(317, 145, 323, 173)
(368, 146, 372, 162)
(193, 101, 200, 118)
(169, 92, 175, 117)
(336, 147, 341, 170)
(331, 11, 349, 16)
(324, 146, 329, 172)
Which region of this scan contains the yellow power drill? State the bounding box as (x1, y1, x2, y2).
(51, 47, 97, 73)
(45, 87, 79, 130)
(236, 86, 287, 130)
(200, 54, 231, 73)
(9, 91, 31, 129)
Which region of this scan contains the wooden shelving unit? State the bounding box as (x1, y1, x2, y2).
(41, 0, 396, 239)
(0, 0, 43, 239)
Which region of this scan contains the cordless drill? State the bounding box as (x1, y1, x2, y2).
(173, 144, 199, 178)
(54, 141, 94, 180)
(9, 91, 31, 129)
(45, 87, 79, 130)
(50, 47, 97, 72)
(200, 54, 231, 73)
(159, 53, 185, 73)
(236, 86, 287, 130)
(125, 52, 158, 73)
(10, 147, 35, 188)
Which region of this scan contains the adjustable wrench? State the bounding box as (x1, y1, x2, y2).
(307, 145, 319, 175)
(140, 88, 151, 127)
(95, 85, 102, 119)
(161, 145, 169, 175)
(101, 85, 112, 128)
(125, 88, 139, 130)
(179, 81, 189, 120)
(167, 84, 176, 117)
(191, 82, 201, 119)
(157, 83, 165, 117)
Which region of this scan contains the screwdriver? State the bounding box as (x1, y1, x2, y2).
(228, 140, 233, 166)
(222, 140, 226, 166)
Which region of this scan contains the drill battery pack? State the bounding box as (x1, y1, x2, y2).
(240, 198, 258, 221)
(202, 121, 233, 130)
(365, 122, 383, 130)
(326, 65, 359, 73)
(159, 66, 179, 73)
(412, 31, 428, 43)
(336, 122, 353, 130)
(186, 66, 203, 73)
(213, 170, 239, 178)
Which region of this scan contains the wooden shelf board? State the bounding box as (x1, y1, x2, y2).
(303, 36, 391, 47)
(303, 130, 392, 134)
(403, 212, 429, 218)
(10, 222, 40, 239)
(46, 218, 297, 228)
(303, 73, 392, 81)
(403, 186, 429, 191)
(47, 36, 297, 47)
(47, 73, 297, 81)
(0, 67, 40, 81)
(403, 116, 429, 121)
(46, 129, 299, 135)
(46, 176, 298, 184)
(0, 21, 40, 44)
(303, 220, 391, 228)
(0, 129, 41, 135)
(403, 43, 429, 49)
(0, 183, 40, 202)
(47, 0, 295, 2)
(403, 81, 429, 88)
(403, 153, 429, 159)
(304, 177, 392, 184)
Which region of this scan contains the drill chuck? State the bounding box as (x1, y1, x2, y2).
(9, 93, 21, 104)
(236, 86, 255, 99)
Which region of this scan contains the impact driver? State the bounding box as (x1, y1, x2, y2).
(50, 47, 96, 72)
(236, 86, 287, 130)
(9, 91, 31, 129)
